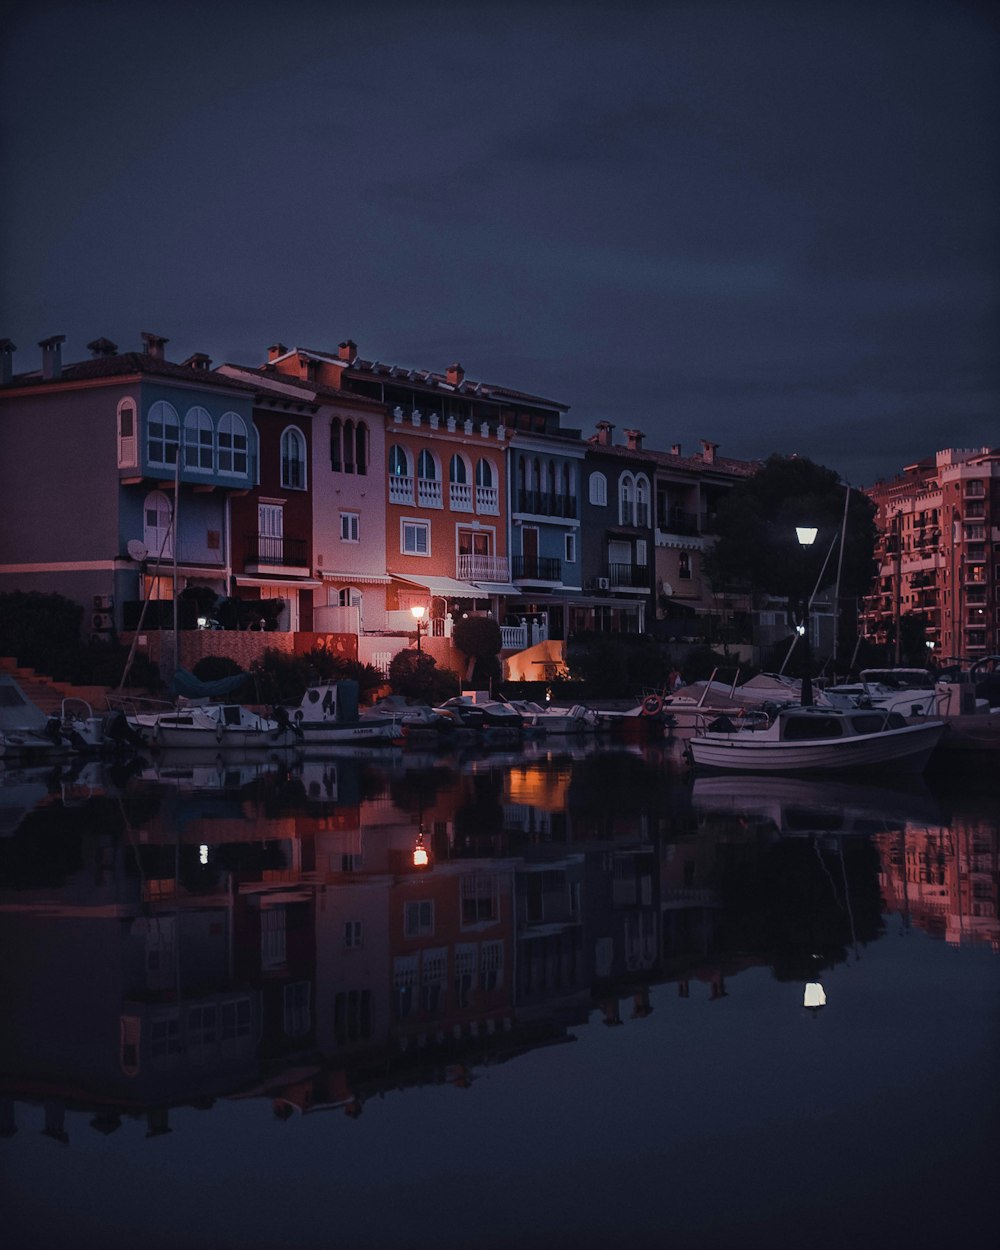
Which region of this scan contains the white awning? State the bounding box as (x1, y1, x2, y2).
(391, 574, 480, 598)
(474, 582, 521, 595)
(233, 575, 323, 588)
(321, 571, 391, 585)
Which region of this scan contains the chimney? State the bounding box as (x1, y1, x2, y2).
(141, 332, 168, 360)
(700, 440, 719, 464)
(87, 337, 118, 357)
(296, 352, 317, 382)
(671, 443, 682, 457)
(446, 362, 465, 386)
(182, 353, 212, 371)
(39, 335, 65, 379)
(337, 340, 357, 363)
(267, 342, 287, 362)
(625, 429, 644, 451)
(0, 339, 15, 386)
(595, 420, 615, 446)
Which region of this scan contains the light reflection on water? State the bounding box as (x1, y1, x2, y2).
(1, 744, 997, 1249)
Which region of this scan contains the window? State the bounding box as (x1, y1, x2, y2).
(418, 449, 436, 480)
(340, 511, 360, 543)
(184, 406, 214, 471)
(479, 941, 504, 991)
(449, 453, 468, 483)
(283, 982, 311, 1037)
(589, 471, 607, 506)
(355, 422, 368, 475)
(404, 899, 434, 937)
(117, 398, 137, 468)
(218, 412, 248, 475)
(330, 418, 342, 471)
(635, 475, 650, 527)
(402, 519, 430, 555)
(565, 532, 577, 563)
(334, 989, 373, 1042)
(261, 906, 287, 969)
(281, 427, 306, 489)
(461, 872, 499, 925)
(389, 444, 409, 476)
(619, 474, 635, 525)
(343, 419, 355, 473)
(143, 490, 173, 559)
(147, 400, 179, 466)
(475, 458, 493, 488)
(221, 998, 252, 1040)
(679, 552, 691, 579)
(344, 920, 363, 948)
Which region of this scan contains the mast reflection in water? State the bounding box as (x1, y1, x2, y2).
(1, 744, 997, 1250)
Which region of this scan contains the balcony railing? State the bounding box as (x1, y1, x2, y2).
(476, 484, 499, 514)
(449, 482, 474, 511)
(515, 489, 577, 518)
(457, 553, 510, 582)
(607, 562, 649, 588)
(389, 474, 413, 505)
(657, 509, 699, 536)
(417, 477, 442, 508)
(246, 534, 307, 567)
(512, 554, 562, 582)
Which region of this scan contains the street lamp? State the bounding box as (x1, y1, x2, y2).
(796, 526, 817, 706)
(410, 604, 426, 653)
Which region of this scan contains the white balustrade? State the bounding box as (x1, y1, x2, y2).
(389, 475, 413, 504)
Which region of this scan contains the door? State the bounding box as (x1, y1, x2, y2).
(258, 503, 284, 565)
(522, 526, 539, 578)
(143, 491, 173, 560)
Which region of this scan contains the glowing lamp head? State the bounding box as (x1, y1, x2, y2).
(410, 605, 426, 623)
(412, 832, 429, 868)
(796, 526, 818, 547)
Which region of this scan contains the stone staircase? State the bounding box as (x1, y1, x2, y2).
(0, 656, 113, 716)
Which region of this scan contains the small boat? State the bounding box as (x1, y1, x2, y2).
(290, 681, 398, 745)
(824, 668, 939, 718)
(0, 674, 73, 760)
(507, 701, 599, 735)
(121, 698, 302, 750)
(688, 704, 946, 774)
(435, 694, 524, 740)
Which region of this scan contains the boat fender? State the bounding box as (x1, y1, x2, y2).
(642, 695, 662, 717)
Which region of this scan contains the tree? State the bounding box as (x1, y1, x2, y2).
(452, 615, 503, 689)
(705, 455, 876, 651)
(388, 651, 460, 703)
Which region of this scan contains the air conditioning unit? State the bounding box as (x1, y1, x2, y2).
(596, 577, 610, 590)
(93, 594, 114, 610)
(92, 612, 113, 632)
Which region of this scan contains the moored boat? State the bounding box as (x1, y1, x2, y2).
(115, 697, 302, 750)
(290, 680, 398, 745)
(688, 705, 946, 774)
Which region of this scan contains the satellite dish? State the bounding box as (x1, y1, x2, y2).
(127, 540, 148, 561)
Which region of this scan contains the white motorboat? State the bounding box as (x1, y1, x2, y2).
(0, 674, 72, 760)
(507, 701, 599, 735)
(121, 699, 302, 750)
(688, 705, 946, 774)
(823, 668, 939, 718)
(290, 681, 398, 745)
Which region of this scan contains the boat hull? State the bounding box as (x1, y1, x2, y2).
(689, 720, 946, 774)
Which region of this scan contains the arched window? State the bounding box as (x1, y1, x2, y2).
(355, 422, 368, 475)
(449, 454, 468, 484)
(218, 412, 249, 475)
(147, 401, 179, 466)
(619, 474, 635, 526)
(330, 418, 342, 471)
(344, 419, 355, 473)
(475, 458, 493, 488)
(143, 490, 173, 559)
(281, 426, 307, 490)
(547, 460, 557, 496)
(184, 406, 214, 471)
(635, 475, 651, 527)
(250, 424, 260, 484)
(418, 449, 437, 480)
(117, 398, 137, 468)
(589, 471, 607, 506)
(516, 456, 526, 492)
(389, 445, 409, 477)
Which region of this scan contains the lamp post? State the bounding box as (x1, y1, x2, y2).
(410, 604, 426, 653)
(796, 526, 817, 706)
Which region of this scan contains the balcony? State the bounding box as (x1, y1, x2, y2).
(476, 484, 499, 515)
(449, 482, 474, 512)
(245, 533, 307, 569)
(389, 474, 413, 505)
(512, 554, 562, 583)
(657, 509, 699, 537)
(607, 562, 650, 589)
(417, 477, 442, 508)
(457, 553, 510, 582)
(515, 489, 577, 519)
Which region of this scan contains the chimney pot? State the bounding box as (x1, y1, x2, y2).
(596, 421, 615, 446)
(87, 337, 118, 357)
(338, 340, 357, 363)
(0, 339, 16, 386)
(141, 332, 168, 360)
(700, 440, 719, 464)
(671, 443, 682, 457)
(446, 362, 465, 386)
(39, 334, 66, 379)
(625, 428, 644, 451)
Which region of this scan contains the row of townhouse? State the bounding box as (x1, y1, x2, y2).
(0, 332, 758, 675)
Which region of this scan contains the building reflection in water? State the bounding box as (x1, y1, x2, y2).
(0, 745, 996, 1141)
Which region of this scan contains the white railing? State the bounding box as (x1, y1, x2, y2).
(501, 618, 548, 650)
(476, 484, 499, 514)
(389, 475, 413, 504)
(417, 477, 442, 508)
(457, 554, 509, 582)
(449, 482, 474, 511)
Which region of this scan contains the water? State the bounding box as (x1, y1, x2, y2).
(2, 741, 997, 1250)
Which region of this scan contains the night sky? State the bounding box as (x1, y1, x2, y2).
(2, 0, 997, 485)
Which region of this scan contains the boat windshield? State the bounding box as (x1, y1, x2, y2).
(849, 712, 907, 734)
(781, 715, 843, 740)
(862, 670, 935, 690)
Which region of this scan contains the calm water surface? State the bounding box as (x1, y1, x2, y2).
(2, 740, 997, 1250)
